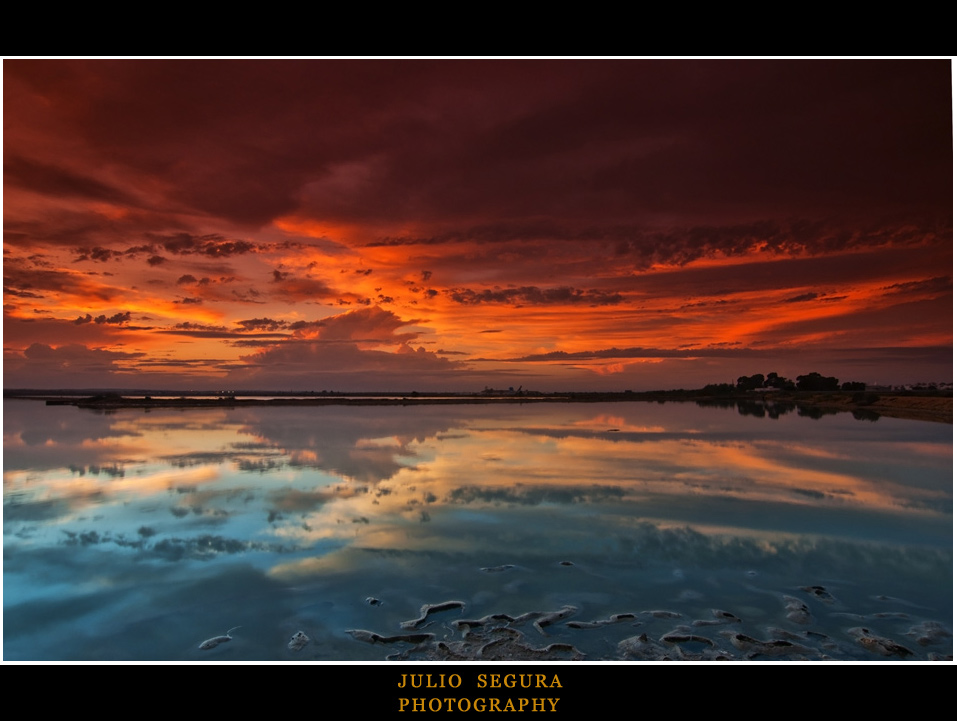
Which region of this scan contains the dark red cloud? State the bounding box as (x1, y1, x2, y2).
(880, 276, 952, 298)
(4, 60, 951, 390)
(4, 266, 121, 302)
(7, 60, 949, 232)
(236, 318, 288, 332)
(784, 293, 820, 304)
(147, 233, 257, 257)
(74, 247, 124, 263)
(2, 313, 153, 351)
(447, 286, 624, 306)
(230, 308, 458, 388)
(73, 312, 131, 325)
(606, 243, 951, 302)
(286, 306, 422, 343)
(269, 276, 337, 303)
(3, 342, 142, 386)
(4, 155, 137, 205)
(174, 322, 228, 332)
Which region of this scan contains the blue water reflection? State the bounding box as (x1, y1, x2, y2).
(3, 399, 951, 660)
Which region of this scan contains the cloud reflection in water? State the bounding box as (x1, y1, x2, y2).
(3, 399, 951, 660)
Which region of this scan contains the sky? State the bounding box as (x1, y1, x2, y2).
(3, 59, 953, 391)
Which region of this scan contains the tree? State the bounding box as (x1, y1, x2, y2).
(736, 373, 765, 391)
(796, 372, 840, 391)
(764, 372, 795, 390)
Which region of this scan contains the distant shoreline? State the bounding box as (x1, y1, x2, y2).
(4, 389, 951, 424)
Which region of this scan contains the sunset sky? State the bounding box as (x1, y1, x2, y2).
(3, 59, 952, 391)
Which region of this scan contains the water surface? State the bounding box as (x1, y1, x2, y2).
(3, 399, 951, 661)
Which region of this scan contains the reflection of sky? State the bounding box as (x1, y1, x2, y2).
(5, 400, 952, 550)
(3, 399, 952, 660)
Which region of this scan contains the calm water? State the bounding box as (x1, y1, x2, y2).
(3, 399, 952, 661)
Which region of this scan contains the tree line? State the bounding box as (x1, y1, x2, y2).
(703, 371, 866, 394)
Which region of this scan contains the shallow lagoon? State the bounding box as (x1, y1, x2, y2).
(3, 398, 952, 661)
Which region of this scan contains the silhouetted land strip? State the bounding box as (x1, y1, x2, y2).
(5, 389, 951, 424)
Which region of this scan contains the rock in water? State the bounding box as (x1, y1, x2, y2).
(905, 620, 951, 647)
(288, 631, 310, 652)
(801, 585, 837, 604)
(783, 596, 812, 624)
(400, 600, 466, 629)
(848, 627, 914, 658)
(199, 625, 241, 650)
(346, 629, 435, 645)
(567, 613, 636, 629)
(533, 605, 578, 635)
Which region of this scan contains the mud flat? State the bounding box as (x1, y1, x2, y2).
(787, 393, 953, 424)
(846, 395, 951, 424)
(336, 582, 952, 662)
